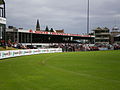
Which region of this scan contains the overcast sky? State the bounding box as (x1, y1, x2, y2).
(6, 0, 120, 34)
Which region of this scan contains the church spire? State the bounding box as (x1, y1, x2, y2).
(36, 19, 40, 31)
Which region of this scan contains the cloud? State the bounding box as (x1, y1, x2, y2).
(5, 0, 120, 34)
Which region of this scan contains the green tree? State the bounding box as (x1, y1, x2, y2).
(45, 26, 49, 32)
(50, 28, 54, 32)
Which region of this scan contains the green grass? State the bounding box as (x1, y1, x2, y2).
(0, 50, 120, 90)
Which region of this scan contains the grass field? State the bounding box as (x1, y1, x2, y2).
(0, 50, 120, 90)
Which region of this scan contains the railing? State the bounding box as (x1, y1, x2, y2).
(95, 37, 109, 39)
(95, 33, 110, 35)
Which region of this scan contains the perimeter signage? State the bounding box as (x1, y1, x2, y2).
(0, 48, 62, 59)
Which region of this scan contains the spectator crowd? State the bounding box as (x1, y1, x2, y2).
(0, 40, 120, 51)
(49, 43, 120, 52)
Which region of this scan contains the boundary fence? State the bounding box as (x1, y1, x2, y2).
(0, 48, 62, 59)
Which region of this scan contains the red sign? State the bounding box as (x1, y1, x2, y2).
(29, 30, 93, 37)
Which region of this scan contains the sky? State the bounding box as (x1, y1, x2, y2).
(6, 0, 120, 34)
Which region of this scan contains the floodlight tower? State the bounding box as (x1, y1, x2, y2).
(87, 0, 90, 34)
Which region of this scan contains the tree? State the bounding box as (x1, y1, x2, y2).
(50, 28, 54, 32)
(45, 26, 49, 32)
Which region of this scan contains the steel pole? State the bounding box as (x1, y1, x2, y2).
(87, 0, 90, 34)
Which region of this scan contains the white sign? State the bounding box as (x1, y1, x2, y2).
(0, 48, 62, 59)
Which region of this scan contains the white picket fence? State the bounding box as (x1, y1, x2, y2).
(0, 48, 62, 59)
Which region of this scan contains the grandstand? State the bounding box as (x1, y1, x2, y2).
(6, 28, 95, 45)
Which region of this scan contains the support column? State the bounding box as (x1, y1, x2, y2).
(21, 33, 22, 43)
(31, 33, 32, 45)
(17, 32, 19, 43)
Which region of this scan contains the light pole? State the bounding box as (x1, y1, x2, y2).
(87, 0, 90, 34)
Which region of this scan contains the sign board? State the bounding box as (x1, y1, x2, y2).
(0, 48, 62, 59)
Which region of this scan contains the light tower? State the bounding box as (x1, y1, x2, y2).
(87, 0, 90, 34)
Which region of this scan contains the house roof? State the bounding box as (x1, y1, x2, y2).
(93, 27, 109, 31)
(93, 27, 102, 31)
(103, 27, 109, 30)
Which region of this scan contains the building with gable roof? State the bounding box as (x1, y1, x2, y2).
(93, 27, 110, 44)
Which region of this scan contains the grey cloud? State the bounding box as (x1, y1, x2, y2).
(5, 0, 120, 34)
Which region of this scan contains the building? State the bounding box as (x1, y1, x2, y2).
(0, 0, 6, 41)
(93, 27, 120, 45)
(111, 27, 120, 44)
(55, 30, 64, 33)
(6, 18, 95, 45)
(93, 27, 110, 44)
(6, 27, 94, 45)
(1, 0, 94, 45)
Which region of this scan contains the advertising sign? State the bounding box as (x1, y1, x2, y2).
(0, 48, 62, 59)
